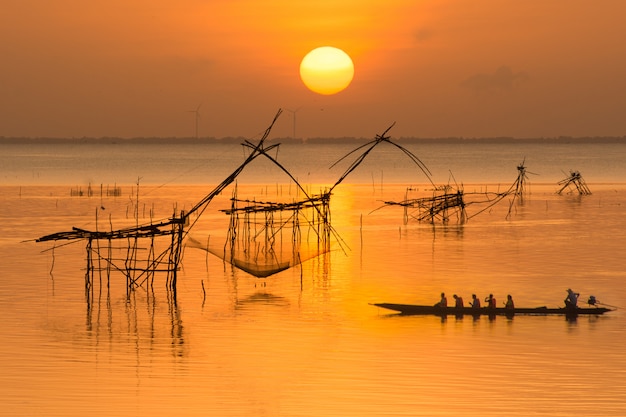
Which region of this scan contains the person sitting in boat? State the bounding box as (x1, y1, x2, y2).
(453, 294, 464, 308)
(505, 294, 515, 309)
(484, 294, 496, 309)
(564, 288, 580, 308)
(470, 294, 481, 309)
(434, 292, 447, 308)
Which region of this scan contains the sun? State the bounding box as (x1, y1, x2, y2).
(299, 46, 354, 95)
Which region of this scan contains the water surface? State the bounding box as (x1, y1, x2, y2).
(1, 139, 625, 416)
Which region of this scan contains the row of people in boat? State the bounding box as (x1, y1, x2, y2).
(434, 288, 584, 310)
(434, 293, 514, 309)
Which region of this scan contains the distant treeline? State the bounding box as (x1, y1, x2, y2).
(1, 136, 625, 145)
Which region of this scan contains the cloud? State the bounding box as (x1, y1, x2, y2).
(461, 66, 529, 92)
(413, 28, 433, 42)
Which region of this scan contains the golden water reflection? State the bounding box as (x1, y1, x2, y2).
(2, 184, 626, 416)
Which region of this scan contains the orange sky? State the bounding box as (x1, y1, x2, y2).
(2, 1, 625, 139)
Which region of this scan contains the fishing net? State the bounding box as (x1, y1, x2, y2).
(187, 189, 333, 278)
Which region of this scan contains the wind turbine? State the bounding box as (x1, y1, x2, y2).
(284, 107, 302, 139)
(188, 103, 202, 138)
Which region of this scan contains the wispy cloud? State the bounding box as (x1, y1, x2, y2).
(413, 27, 433, 42)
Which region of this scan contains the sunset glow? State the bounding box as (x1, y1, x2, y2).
(2, 2, 626, 416)
(1, 1, 626, 139)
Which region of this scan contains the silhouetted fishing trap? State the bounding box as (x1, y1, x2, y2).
(381, 160, 536, 224)
(557, 170, 591, 195)
(388, 186, 468, 224)
(188, 187, 333, 278)
(35, 109, 342, 296)
(37, 207, 187, 301)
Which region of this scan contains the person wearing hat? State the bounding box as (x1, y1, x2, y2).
(564, 288, 580, 308)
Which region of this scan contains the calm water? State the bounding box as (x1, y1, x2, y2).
(1, 138, 626, 416)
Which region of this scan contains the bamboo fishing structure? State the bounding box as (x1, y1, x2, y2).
(37, 110, 565, 302)
(36, 109, 342, 299)
(557, 170, 591, 195)
(380, 160, 536, 224)
(397, 186, 467, 224)
(37, 193, 187, 300)
(328, 123, 434, 193)
(214, 187, 333, 278)
(325, 123, 471, 224)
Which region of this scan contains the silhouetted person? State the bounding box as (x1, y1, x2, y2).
(453, 294, 464, 308)
(564, 288, 580, 308)
(434, 292, 447, 308)
(505, 294, 515, 309)
(485, 294, 496, 309)
(470, 294, 481, 309)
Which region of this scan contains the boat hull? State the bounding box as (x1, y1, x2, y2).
(371, 303, 612, 316)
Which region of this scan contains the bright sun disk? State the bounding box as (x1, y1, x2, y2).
(299, 46, 354, 95)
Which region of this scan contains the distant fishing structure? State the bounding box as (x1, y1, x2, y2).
(468, 159, 537, 221)
(328, 122, 434, 192)
(326, 124, 472, 224)
(379, 159, 536, 224)
(557, 170, 591, 195)
(384, 185, 467, 224)
(327, 124, 532, 225)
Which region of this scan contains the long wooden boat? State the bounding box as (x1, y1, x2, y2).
(371, 303, 613, 317)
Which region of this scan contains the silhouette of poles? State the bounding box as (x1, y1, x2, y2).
(557, 170, 591, 195)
